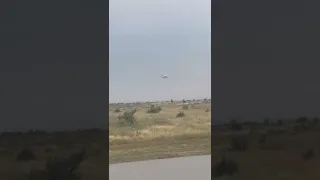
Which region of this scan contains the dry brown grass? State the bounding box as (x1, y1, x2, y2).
(109, 101, 211, 163)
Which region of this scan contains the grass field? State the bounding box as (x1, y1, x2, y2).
(0, 99, 211, 179)
(109, 100, 211, 164)
(2, 100, 320, 180)
(211, 120, 320, 180)
(0, 130, 109, 180)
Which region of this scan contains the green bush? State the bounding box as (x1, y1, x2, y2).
(147, 105, 162, 113)
(119, 109, 137, 124)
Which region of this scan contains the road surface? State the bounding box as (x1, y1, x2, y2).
(109, 155, 211, 180)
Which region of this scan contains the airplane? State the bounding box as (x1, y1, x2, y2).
(161, 74, 168, 78)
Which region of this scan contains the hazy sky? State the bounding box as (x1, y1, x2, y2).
(109, 0, 211, 102)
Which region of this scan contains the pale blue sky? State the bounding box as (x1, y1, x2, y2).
(109, 0, 211, 102)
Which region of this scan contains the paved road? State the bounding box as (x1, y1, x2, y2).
(109, 155, 211, 180)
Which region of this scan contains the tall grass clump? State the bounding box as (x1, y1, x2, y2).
(176, 111, 185, 118)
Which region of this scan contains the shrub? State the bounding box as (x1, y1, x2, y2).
(16, 149, 36, 161)
(302, 148, 314, 161)
(29, 149, 87, 180)
(230, 136, 248, 151)
(114, 108, 121, 113)
(119, 109, 137, 124)
(147, 105, 162, 113)
(212, 156, 238, 177)
(176, 111, 185, 118)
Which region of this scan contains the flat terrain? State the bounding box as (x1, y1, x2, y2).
(211, 121, 320, 180)
(0, 130, 109, 180)
(0, 100, 211, 179)
(110, 155, 211, 180)
(109, 100, 211, 164)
